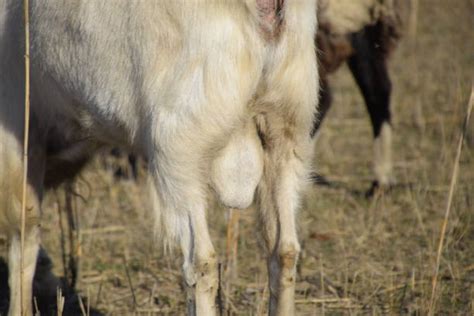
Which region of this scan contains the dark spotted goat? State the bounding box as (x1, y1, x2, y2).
(314, 0, 408, 189)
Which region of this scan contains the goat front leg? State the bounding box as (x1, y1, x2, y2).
(6, 141, 45, 316)
(348, 26, 393, 189)
(8, 225, 40, 316)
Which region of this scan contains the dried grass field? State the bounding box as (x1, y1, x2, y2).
(1, 0, 474, 315)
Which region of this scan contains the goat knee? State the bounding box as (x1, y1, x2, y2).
(195, 252, 218, 290)
(278, 243, 300, 286)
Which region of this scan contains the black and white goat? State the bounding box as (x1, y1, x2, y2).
(314, 0, 407, 189)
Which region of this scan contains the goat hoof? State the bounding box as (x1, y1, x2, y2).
(366, 180, 393, 198)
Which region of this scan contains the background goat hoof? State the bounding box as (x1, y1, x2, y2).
(366, 180, 394, 198)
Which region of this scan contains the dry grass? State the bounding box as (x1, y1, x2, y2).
(2, 0, 474, 315)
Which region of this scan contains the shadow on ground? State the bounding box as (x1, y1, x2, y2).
(0, 249, 103, 316)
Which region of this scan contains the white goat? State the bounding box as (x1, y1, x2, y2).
(0, 1, 319, 315)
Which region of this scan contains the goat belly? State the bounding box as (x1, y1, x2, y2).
(210, 123, 263, 210)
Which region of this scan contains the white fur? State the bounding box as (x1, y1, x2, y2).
(374, 122, 393, 186)
(211, 121, 264, 209)
(319, 0, 401, 34)
(0, 1, 319, 315)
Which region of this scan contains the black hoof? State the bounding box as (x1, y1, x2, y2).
(366, 180, 392, 198)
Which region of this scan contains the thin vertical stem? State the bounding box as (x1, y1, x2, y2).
(20, 0, 31, 315)
(428, 86, 474, 315)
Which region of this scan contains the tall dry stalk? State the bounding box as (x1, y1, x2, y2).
(225, 208, 240, 280)
(20, 0, 31, 315)
(408, 0, 425, 131)
(428, 86, 474, 315)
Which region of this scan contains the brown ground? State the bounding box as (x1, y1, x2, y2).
(1, 0, 473, 315)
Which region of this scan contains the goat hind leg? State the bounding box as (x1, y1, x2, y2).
(257, 137, 307, 316)
(179, 210, 218, 316)
(256, 35, 317, 315)
(151, 159, 218, 316)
